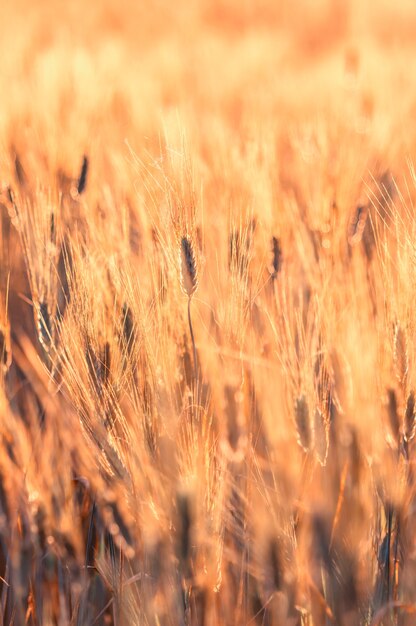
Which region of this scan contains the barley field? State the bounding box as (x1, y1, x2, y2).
(1, 1, 416, 624)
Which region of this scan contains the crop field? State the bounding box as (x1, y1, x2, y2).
(1, 1, 416, 624)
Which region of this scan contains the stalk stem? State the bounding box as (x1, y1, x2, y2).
(187, 297, 197, 381)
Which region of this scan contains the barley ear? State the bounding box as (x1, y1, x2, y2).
(404, 390, 416, 443)
(77, 155, 89, 195)
(180, 236, 198, 298)
(180, 236, 198, 380)
(294, 394, 311, 452)
(37, 300, 53, 354)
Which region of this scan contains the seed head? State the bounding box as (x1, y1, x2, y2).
(0, 326, 11, 372)
(270, 236, 282, 278)
(77, 155, 89, 195)
(348, 205, 368, 246)
(37, 301, 52, 353)
(404, 390, 416, 443)
(294, 394, 311, 452)
(180, 236, 198, 298)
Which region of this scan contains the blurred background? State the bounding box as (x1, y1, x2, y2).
(2, 0, 416, 179)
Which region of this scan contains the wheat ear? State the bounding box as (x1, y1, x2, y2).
(180, 236, 198, 380)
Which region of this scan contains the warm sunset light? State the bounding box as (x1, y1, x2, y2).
(0, 1, 415, 624)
